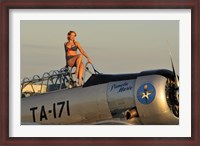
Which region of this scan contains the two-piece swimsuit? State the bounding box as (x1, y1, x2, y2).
(65, 43, 78, 61)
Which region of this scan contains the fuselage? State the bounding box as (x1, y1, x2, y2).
(21, 69, 179, 125)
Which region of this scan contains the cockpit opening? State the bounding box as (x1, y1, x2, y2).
(21, 62, 99, 98)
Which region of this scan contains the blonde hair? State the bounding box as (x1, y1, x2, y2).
(67, 31, 77, 40)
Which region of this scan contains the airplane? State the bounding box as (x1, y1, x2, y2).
(21, 55, 179, 125)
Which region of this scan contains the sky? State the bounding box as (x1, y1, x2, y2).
(20, 20, 179, 80)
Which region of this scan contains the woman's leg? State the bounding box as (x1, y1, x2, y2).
(67, 56, 78, 67)
(78, 62, 84, 85)
(75, 54, 83, 78)
(67, 54, 84, 85)
(67, 55, 79, 78)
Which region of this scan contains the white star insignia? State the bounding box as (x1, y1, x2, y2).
(141, 91, 151, 100)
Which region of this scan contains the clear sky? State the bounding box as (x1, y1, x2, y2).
(20, 20, 179, 80)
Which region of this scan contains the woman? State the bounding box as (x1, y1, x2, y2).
(64, 31, 92, 86)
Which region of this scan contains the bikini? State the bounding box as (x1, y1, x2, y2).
(65, 43, 78, 60)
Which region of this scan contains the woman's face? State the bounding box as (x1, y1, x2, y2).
(68, 32, 76, 41)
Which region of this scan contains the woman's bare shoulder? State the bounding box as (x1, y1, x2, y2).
(74, 41, 80, 45)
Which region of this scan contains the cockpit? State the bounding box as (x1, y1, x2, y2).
(21, 63, 99, 98)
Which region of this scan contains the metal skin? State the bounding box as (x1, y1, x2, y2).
(135, 75, 178, 125)
(21, 84, 112, 124)
(21, 70, 179, 125)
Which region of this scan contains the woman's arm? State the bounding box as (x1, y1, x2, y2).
(75, 41, 92, 64)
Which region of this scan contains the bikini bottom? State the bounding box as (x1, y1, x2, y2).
(66, 55, 75, 61)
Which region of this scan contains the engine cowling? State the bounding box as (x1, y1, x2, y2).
(134, 75, 179, 125)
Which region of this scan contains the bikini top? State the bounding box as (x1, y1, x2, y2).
(65, 42, 78, 52)
(67, 45, 78, 51)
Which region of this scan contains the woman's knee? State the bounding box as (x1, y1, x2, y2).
(77, 54, 83, 60)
